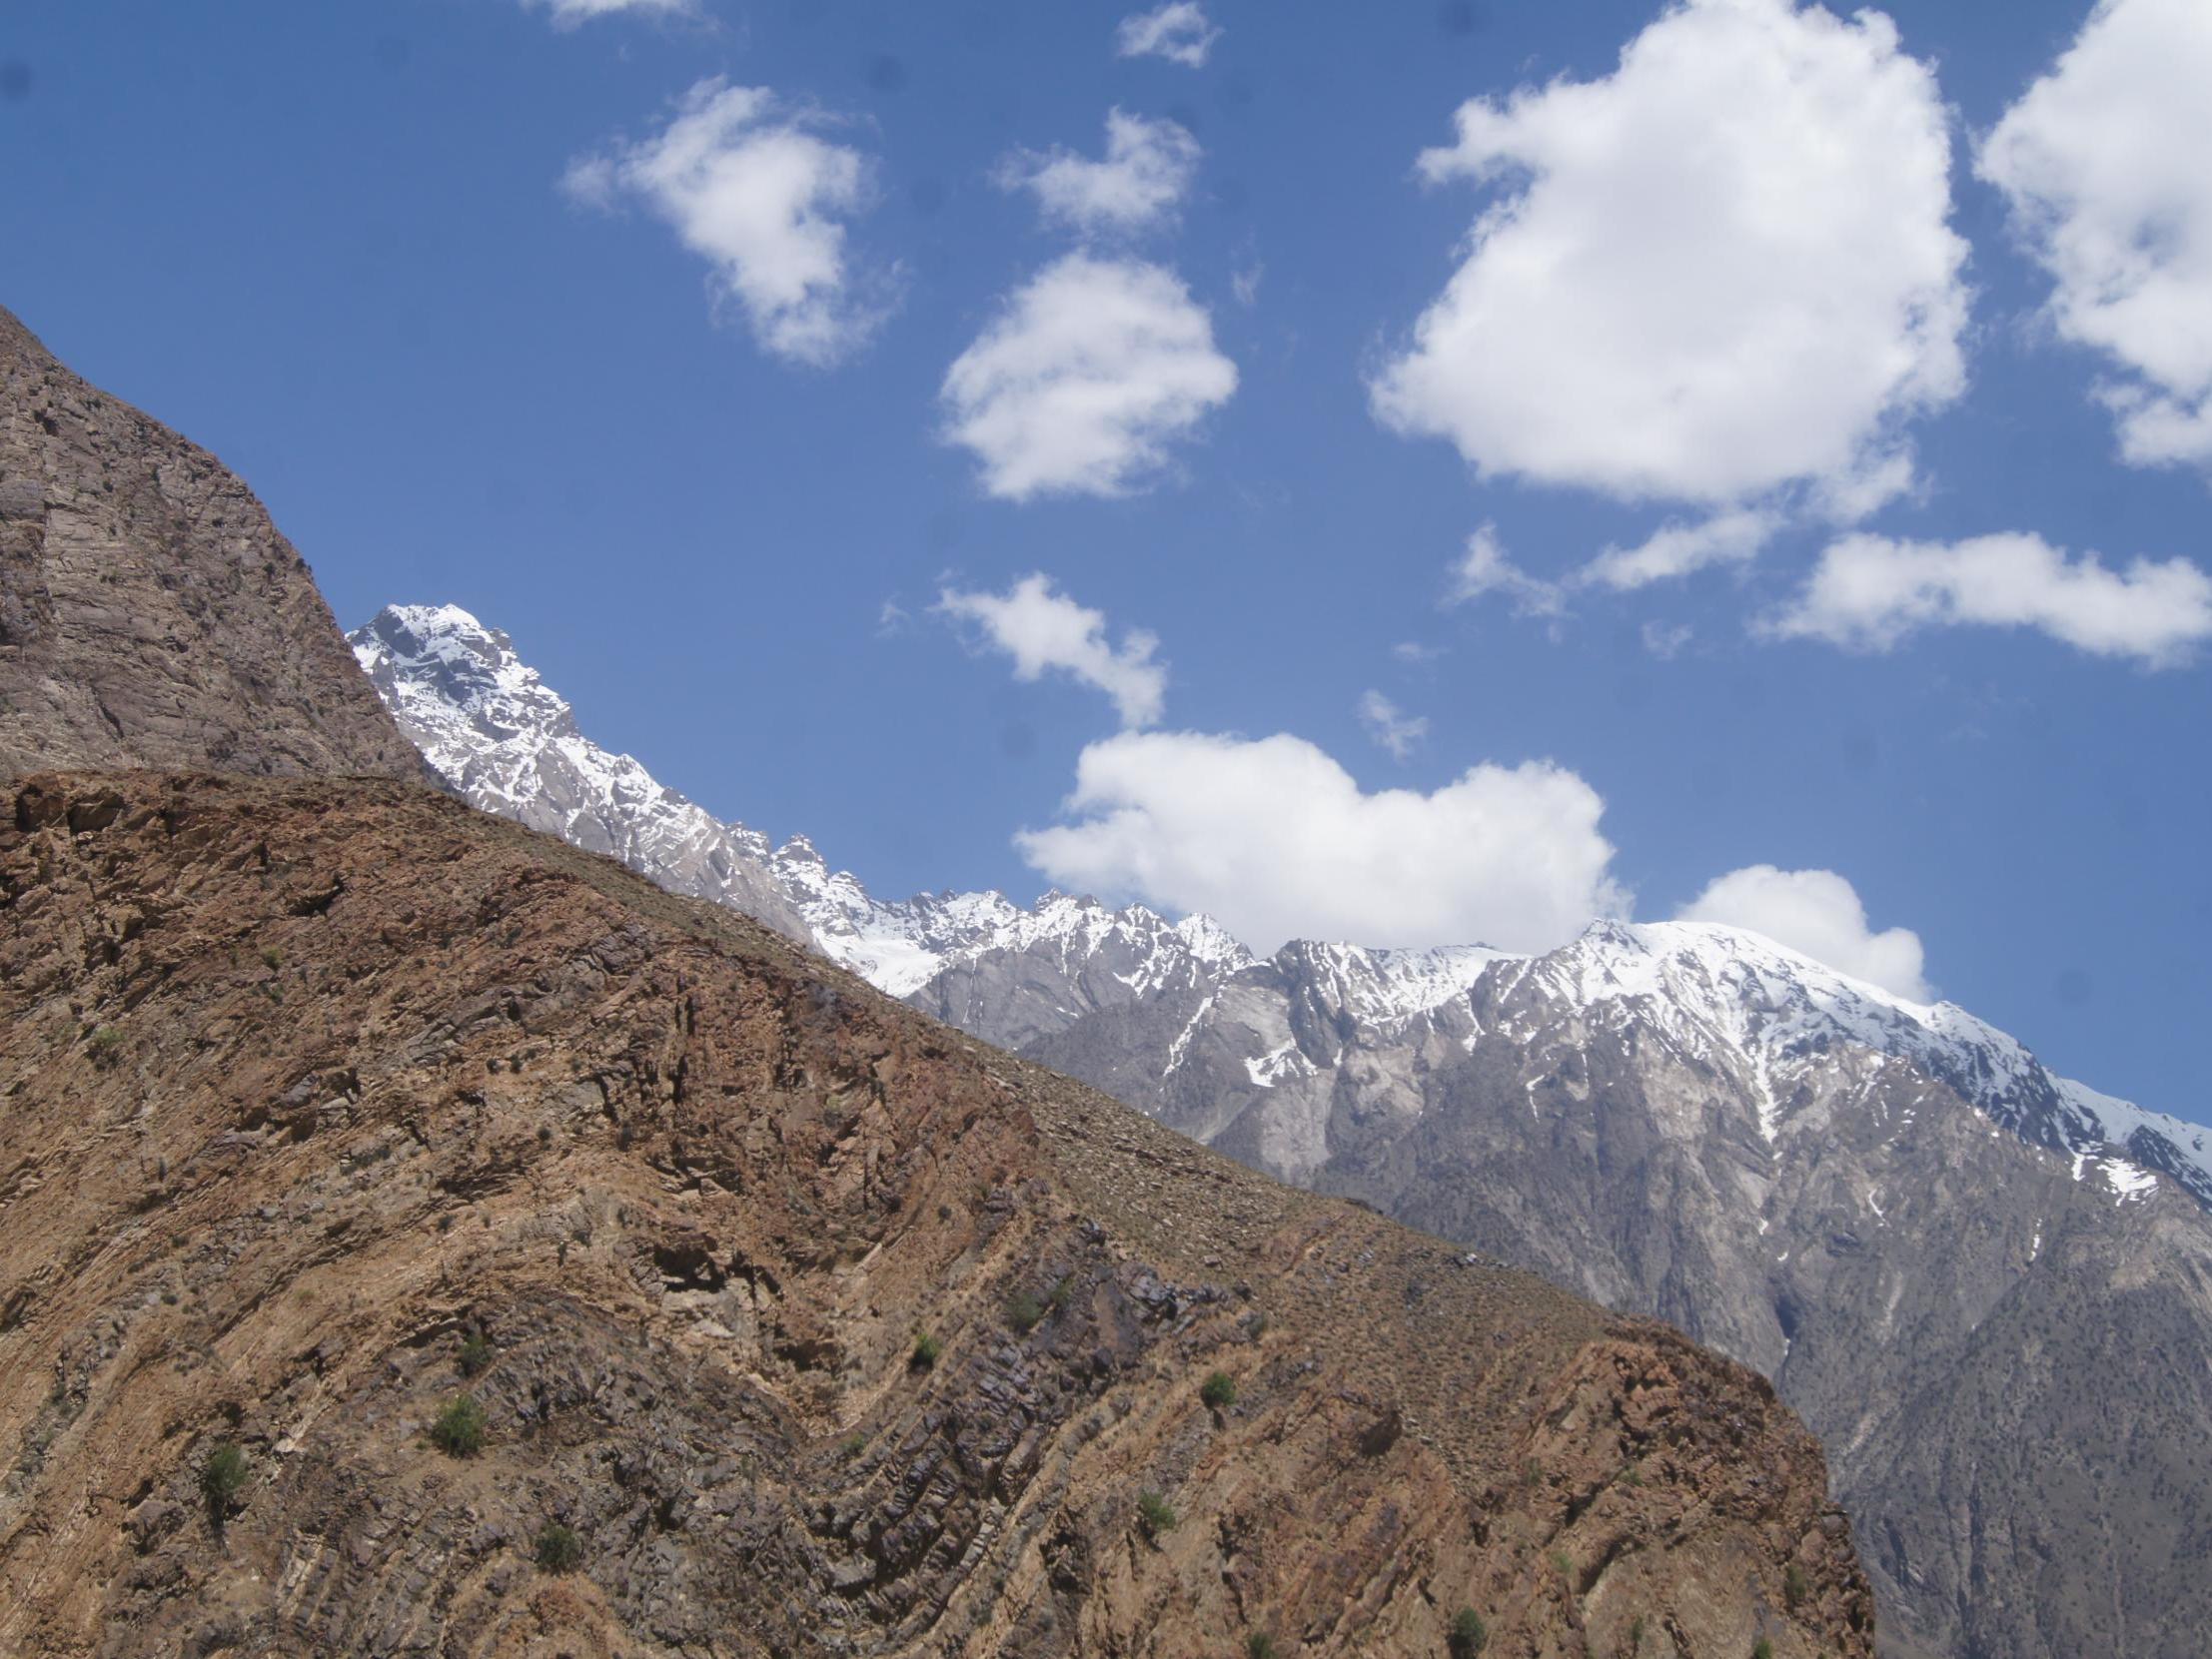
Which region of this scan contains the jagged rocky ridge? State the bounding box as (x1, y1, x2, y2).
(0, 321, 1867, 1656)
(0, 306, 420, 783)
(362, 603, 2212, 1659)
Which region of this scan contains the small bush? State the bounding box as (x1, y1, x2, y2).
(1751, 1641, 1774, 1659)
(1048, 1273, 1074, 1311)
(1200, 1370, 1238, 1410)
(838, 1431, 866, 1460)
(910, 1332, 943, 1369)
(1550, 1548, 1574, 1579)
(1783, 1562, 1809, 1608)
(458, 1333, 493, 1377)
(1005, 1289, 1045, 1334)
(260, 947, 282, 970)
(429, 1393, 488, 1457)
(87, 1026, 125, 1068)
(534, 1523, 582, 1573)
(1629, 1614, 1647, 1647)
(201, 1443, 248, 1525)
(1246, 1635, 1277, 1659)
(1449, 1608, 1487, 1657)
(1136, 1489, 1177, 1537)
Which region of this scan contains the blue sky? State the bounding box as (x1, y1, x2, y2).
(3, 0, 2207, 1116)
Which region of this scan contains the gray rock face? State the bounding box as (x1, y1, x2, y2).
(1013, 922, 2212, 1659)
(351, 604, 813, 943)
(0, 305, 419, 782)
(357, 603, 2212, 1659)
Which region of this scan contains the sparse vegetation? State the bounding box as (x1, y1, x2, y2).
(430, 1392, 488, 1457)
(910, 1332, 943, 1369)
(1629, 1614, 1646, 1647)
(1449, 1608, 1487, 1656)
(1783, 1562, 1809, 1608)
(838, 1431, 866, 1460)
(1751, 1640, 1773, 1659)
(1200, 1370, 1238, 1409)
(1245, 1635, 1277, 1659)
(1137, 1489, 1177, 1537)
(1005, 1289, 1045, 1333)
(534, 1523, 582, 1573)
(260, 947, 282, 970)
(1049, 1273, 1074, 1311)
(201, 1443, 248, 1527)
(458, 1332, 493, 1377)
(1550, 1548, 1574, 1579)
(87, 1025, 124, 1068)
(1619, 1462, 1644, 1487)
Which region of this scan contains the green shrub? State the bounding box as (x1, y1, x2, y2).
(1449, 1608, 1487, 1657)
(260, 947, 282, 970)
(534, 1523, 582, 1573)
(1752, 1640, 1774, 1659)
(1783, 1562, 1809, 1608)
(1246, 1635, 1277, 1659)
(1049, 1273, 1074, 1311)
(1005, 1289, 1045, 1333)
(911, 1332, 943, 1369)
(429, 1393, 488, 1457)
(1629, 1614, 1647, 1648)
(1136, 1489, 1176, 1537)
(1550, 1548, 1574, 1578)
(1200, 1370, 1238, 1410)
(201, 1443, 248, 1524)
(87, 1026, 125, 1068)
(458, 1333, 493, 1377)
(838, 1431, 866, 1460)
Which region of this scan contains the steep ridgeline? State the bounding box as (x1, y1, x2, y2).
(363, 606, 2212, 1659)
(0, 306, 419, 782)
(0, 774, 1869, 1658)
(352, 605, 811, 942)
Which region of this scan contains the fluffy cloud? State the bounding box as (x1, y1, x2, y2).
(1114, 2, 1221, 68)
(998, 110, 1199, 239)
(1447, 523, 1567, 616)
(1357, 691, 1428, 761)
(1677, 865, 1929, 1000)
(941, 254, 1237, 499)
(1370, 0, 1966, 511)
(1980, 0, 2212, 471)
(1580, 508, 1780, 591)
(936, 575, 1166, 728)
(1767, 531, 2212, 666)
(525, 0, 690, 26)
(564, 81, 890, 367)
(1016, 732, 1626, 954)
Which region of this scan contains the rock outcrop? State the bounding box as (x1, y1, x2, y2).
(0, 772, 1872, 1658)
(0, 305, 418, 782)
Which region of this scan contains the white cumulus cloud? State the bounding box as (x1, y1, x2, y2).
(998, 109, 1200, 239)
(1015, 732, 1627, 955)
(1357, 691, 1429, 761)
(564, 80, 891, 367)
(1678, 865, 1929, 1000)
(1114, 2, 1221, 68)
(941, 254, 1237, 499)
(936, 575, 1167, 728)
(1370, 0, 1967, 512)
(1767, 531, 2212, 667)
(1580, 508, 1782, 591)
(525, 0, 691, 26)
(1980, 0, 2212, 472)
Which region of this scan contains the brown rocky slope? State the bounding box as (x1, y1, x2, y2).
(0, 770, 1872, 1658)
(0, 305, 420, 781)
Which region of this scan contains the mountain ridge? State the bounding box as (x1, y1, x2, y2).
(359, 598, 2212, 1659)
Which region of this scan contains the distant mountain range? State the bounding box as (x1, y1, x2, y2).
(356, 599, 2212, 1659)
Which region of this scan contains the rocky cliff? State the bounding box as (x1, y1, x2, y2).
(0, 306, 418, 782)
(0, 773, 1870, 1658)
